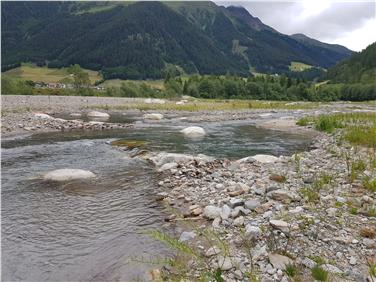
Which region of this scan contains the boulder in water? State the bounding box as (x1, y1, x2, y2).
(180, 126, 206, 138)
(143, 113, 164, 120)
(87, 111, 110, 119)
(43, 169, 96, 181)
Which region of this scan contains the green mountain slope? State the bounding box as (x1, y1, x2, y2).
(1, 1, 353, 79)
(326, 42, 376, 83)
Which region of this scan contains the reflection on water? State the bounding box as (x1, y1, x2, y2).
(1, 120, 312, 281)
(1, 140, 170, 281)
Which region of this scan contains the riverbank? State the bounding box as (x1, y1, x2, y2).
(1, 95, 375, 281)
(146, 129, 375, 281)
(2, 95, 374, 137)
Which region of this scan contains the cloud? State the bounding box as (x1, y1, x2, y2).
(216, 0, 376, 51)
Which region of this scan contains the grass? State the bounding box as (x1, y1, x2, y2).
(289, 61, 312, 72)
(363, 177, 376, 192)
(297, 112, 376, 148)
(285, 263, 297, 278)
(92, 99, 322, 112)
(99, 78, 165, 90)
(3, 63, 101, 84)
(311, 265, 328, 281)
(300, 187, 319, 203)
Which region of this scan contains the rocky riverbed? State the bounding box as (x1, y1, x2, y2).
(2, 95, 375, 281)
(143, 133, 375, 281)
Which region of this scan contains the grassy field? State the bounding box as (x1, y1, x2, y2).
(3, 64, 101, 84)
(99, 79, 165, 90)
(289, 61, 313, 72)
(92, 99, 324, 112)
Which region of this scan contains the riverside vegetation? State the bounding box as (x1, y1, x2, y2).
(141, 112, 375, 281)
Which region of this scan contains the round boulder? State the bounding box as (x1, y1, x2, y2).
(43, 169, 96, 182)
(143, 113, 164, 120)
(87, 111, 110, 119)
(180, 126, 206, 138)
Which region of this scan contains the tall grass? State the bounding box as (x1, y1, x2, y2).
(297, 112, 376, 148)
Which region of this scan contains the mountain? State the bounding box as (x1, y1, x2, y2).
(1, 1, 354, 79)
(326, 42, 376, 83)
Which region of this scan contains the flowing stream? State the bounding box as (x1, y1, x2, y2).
(1, 116, 312, 281)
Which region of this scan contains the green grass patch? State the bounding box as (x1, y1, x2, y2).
(3, 64, 101, 84)
(289, 61, 313, 72)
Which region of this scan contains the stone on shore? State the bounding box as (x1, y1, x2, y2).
(180, 126, 206, 138)
(34, 112, 53, 119)
(43, 169, 96, 181)
(269, 219, 290, 233)
(251, 154, 279, 163)
(268, 253, 293, 270)
(203, 205, 221, 219)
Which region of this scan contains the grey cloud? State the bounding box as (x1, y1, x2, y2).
(216, 1, 375, 49)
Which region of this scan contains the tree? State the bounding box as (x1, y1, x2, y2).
(67, 64, 90, 89)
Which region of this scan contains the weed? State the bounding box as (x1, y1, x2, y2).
(285, 263, 297, 278)
(300, 187, 319, 203)
(349, 207, 358, 215)
(311, 265, 328, 281)
(314, 115, 343, 133)
(363, 177, 376, 192)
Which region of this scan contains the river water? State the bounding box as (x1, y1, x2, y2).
(1, 115, 312, 281)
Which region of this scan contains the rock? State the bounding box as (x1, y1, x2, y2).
(267, 190, 295, 203)
(233, 216, 244, 226)
(288, 206, 304, 214)
(34, 112, 53, 119)
(43, 169, 96, 181)
(349, 257, 357, 265)
(180, 126, 206, 138)
(268, 253, 293, 270)
(252, 244, 267, 261)
(301, 257, 316, 269)
(143, 113, 164, 120)
(203, 205, 221, 220)
(250, 154, 279, 163)
(87, 111, 110, 119)
(158, 162, 178, 172)
(327, 207, 337, 217)
(179, 231, 196, 242)
(212, 217, 221, 228)
(217, 256, 233, 271)
(149, 152, 214, 167)
(322, 264, 343, 274)
(228, 198, 244, 208)
(245, 225, 262, 239)
(205, 246, 221, 257)
(220, 205, 232, 220)
(70, 113, 82, 117)
(269, 219, 290, 233)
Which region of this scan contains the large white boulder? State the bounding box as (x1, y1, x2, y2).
(43, 169, 96, 181)
(87, 111, 110, 119)
(250, 154, 279, 163)
(143, 113, 164, 120)
(34, 112, 53, 119)
(180, 126, 206, 138)
(149, 152, 214, 167)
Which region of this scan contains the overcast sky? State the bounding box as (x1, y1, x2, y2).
(215, 0, 376, 51)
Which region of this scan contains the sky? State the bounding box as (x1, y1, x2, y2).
(215, 0, 376, 51)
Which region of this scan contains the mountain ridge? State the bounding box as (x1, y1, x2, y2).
(1, 1, 354, 79)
